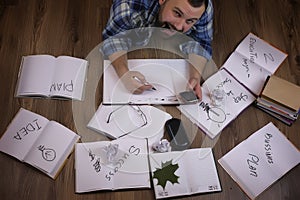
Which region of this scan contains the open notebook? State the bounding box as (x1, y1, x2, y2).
(103, 59, 189, 104)
(178, 33, 287, 139)
(87, 104, 172, 148)
(218, 122, 300, 199)
(75, 137, 150, 192)
(0, 108, 80, 179)
(15, 55, 88, 100)
(149, 148, 221, 199)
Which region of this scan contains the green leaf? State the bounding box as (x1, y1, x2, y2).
(153, 159, 179, 190)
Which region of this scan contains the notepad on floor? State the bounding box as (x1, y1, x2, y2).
(178, 33, 287, 139)
(178, 69, 256, 138)
(75, 137, 150, 193)
(15, 54, 88, 100)
(218, 122, 300, 199)
(87, 103, 172, 148)
(0, 108, 80, 179)
(149, 148, 221, 199)
(221, 33, 287, 96)
(103, 59, 189, 104)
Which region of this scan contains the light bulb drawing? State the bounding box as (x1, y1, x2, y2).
(199, 102, 230, 128)
(38, 145, 56, 162)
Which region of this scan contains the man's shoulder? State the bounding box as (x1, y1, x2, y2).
(112, 0, 155, 9)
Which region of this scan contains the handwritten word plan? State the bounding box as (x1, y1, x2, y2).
(75, 137, 150, 192)
(0, 108, 80, 179)
(178, 33, 287, 138)
(15, 54, 88, 100)
(218, 122, 300, 199)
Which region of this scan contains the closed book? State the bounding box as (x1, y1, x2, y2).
(256, 97, 298, 120)
(255, 102, 295, 126)
(261, 75, 300, 113)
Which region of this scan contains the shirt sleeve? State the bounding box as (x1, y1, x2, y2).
(101, 1, 134, 57)
(102, 1, 134, 39)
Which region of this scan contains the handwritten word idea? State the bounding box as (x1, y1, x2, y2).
(14, 119, 42, 140)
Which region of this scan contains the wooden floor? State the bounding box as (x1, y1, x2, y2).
(0, 0, 299, 199)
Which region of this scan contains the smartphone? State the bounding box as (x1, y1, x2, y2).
(178, 91, 198, 104)
(165, 118, 190, 151)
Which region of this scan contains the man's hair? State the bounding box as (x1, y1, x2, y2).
(188, 0, 207, 8)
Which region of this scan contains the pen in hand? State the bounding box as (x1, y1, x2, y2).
(133, 76, 157, 91)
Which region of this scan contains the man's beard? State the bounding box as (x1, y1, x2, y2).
(154, 20, 183, 33)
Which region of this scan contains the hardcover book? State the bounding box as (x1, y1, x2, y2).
(75, 137, 150, 192)
(15, 54, 88, 100)
(149, 148, 221, 199)
(0, 108, 80, 179)
(178, 33, 287, 138)
(218, 122, 300, 199)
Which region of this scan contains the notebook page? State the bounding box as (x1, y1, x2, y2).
(24, 121, 79, 177)
(75, 142, 114, 192)
(185, 148, 221, 193)
(149, 148, 221, 199)
(87, 104, 171, 148)
(235, 33, 287, 74)
(178, 69, 255, 138)
(103, 59, 188, 104)
(16, 55, 56, 96)
(0, 108, 49, 160)
(75, 138, 150, 192)
(242, 122, 300, 176)
(222, 51, 271, 95)
(149, 151, 190, 199)
(219, 122, 300, 199)
(51, 56, 88, 100)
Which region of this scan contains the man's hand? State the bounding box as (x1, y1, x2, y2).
(120, 70, 153, 94)
(109, 51, 153, 94)
(188, 77, 202, 100)
(187, 53, 207, 100)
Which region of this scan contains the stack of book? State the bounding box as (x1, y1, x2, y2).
(255, 75, 300, 126)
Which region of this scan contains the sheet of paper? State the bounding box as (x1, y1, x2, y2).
(87, 104, 172, 148)
(103, 59, 189, 104)
(16, 55, 56, 96)
(0, 108, 49, 160)
(218, 122, 300, 199)
(222, 52, 270, 95)
(222, 33, 287, 96)
(149, 148, 221, 199)
(178, 69, 256, 138)
(75, 137, 150, 193)
(235, 33, 287, 74)
(51, 56, 88, 100)
(24, 121, 80, 176)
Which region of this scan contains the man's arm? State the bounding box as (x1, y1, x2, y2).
(108, 51, 153, 94)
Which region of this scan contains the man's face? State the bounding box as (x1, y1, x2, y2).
(158, 0, 205, 33)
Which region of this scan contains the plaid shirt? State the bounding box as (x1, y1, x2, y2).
(102, 0, 213, 59)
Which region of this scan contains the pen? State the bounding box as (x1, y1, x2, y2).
(133, 76, 157, 91)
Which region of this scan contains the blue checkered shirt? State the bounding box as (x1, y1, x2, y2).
(102, 0, 213, 59)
